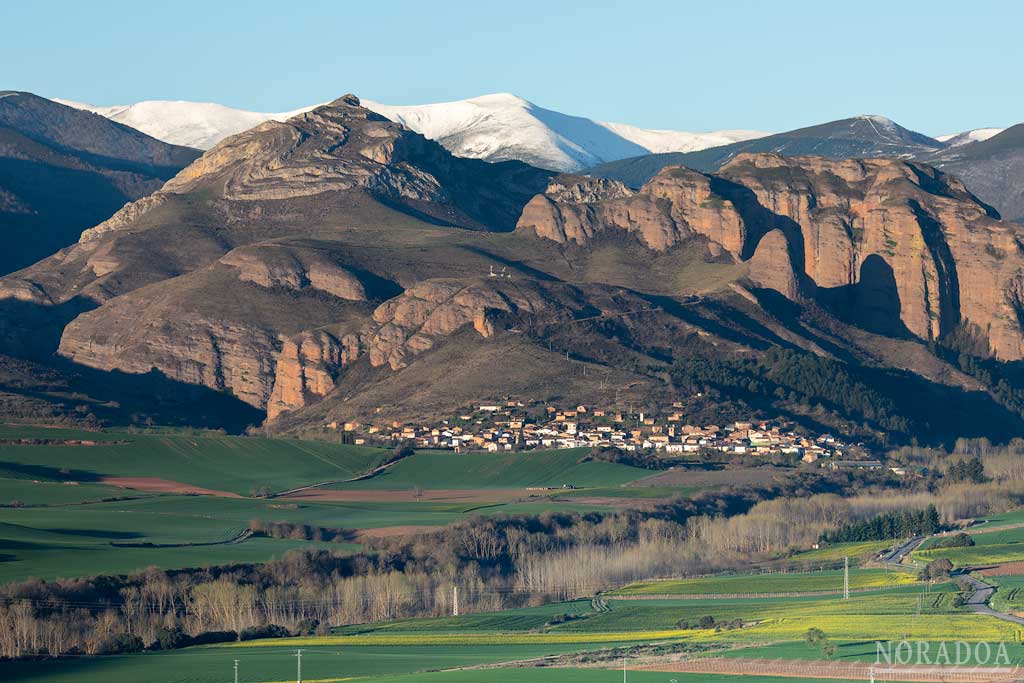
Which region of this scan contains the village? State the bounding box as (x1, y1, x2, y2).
(331, 401, 884, 469)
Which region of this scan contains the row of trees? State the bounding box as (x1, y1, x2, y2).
(820, 505, 942, 543)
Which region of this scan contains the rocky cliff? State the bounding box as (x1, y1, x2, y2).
(519, 153, 1024, 360)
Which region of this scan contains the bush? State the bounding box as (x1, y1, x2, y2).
(697, 615, 716, 629)
(189, 631, 237, 646)
(295, 619, 320, 636)
(919, 557, 954, 581)
(96, 633, 144, 655)
(239, 624, 290, 641)
(930, 533, 975, 549)
(544, 613, 581, 627)
(152, 626, 189, 650)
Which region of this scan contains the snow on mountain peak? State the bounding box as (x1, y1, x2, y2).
(54, 98, 318, 150)
(935, 127, 1005, 147)
(55, 93, 769, 172)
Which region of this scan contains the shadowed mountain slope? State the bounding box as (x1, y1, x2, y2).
(0, 92, 200, 275)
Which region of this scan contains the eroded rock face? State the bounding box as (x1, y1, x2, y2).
(58, 310, 280, 409)
(219, 244, 368, 301)
(719, 154, 1020, 356)
(747, 229, 799, 299)
(267, 330, 363, 420)
(520, 152, 1024, 360)
(265, 278, 594, 418)
(516, 169, 746, 253)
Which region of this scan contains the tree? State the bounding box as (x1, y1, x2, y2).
(805, 627, 827, 646)
(919, 558, 954, 581)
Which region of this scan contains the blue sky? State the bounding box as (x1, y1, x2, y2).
(4, 0, 1022, 136)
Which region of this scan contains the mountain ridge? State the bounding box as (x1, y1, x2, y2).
(56, 93, 767, 172)
(0, 92, 200, 275)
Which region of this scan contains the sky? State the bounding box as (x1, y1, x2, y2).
(3, 0, 1023, 136)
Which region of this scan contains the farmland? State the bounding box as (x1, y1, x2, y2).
(0, 425, 671, 582)
(611, 568, 916, 595)
(0, 428, 389, 495)
(5, 423, 1024, 683)
(326, 448, 651, 490)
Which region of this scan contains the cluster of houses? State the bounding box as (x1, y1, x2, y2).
(331, 401, 879, 467)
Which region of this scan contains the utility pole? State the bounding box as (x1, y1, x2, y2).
(234, 659, 239, 683)
(623, 656, 627, 683)
(453, 585, 459, 617)
(294, 649, 303, 683)
(843, 556, 850, 600)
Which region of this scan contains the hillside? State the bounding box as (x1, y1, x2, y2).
(585, 115, 945, 187)
(3, 95, 1024, 446)
(0, 92, 200, 275)
(920, 124, 1024, 223)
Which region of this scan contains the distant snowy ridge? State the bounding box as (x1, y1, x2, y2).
(935, 127, 1005, 147)
(54, 99, 318, 150)
(56, 93, 768, 172)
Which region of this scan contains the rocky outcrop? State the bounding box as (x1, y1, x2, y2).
(266, 330, 362, 420)
(265, 277, 597, 418)
(516, 167, 746, 253)
(520, 152, 1024, 360)
(219, 244, 368, 301)
(717, 154, 1021, 355)
(58, 310, 281, 409)
(747, 229, 799, 299)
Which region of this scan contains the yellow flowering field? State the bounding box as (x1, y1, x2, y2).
(717, 613, 1016, 642)
(226, 629, 713, 648)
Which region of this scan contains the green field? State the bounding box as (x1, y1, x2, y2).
(0, 643, 630, 683)
(0, 477, 144, 506)
(915, 521, 1024, 566)
(612, 568, 916, 595)
(0, 427, 389, 495)
(786, 540, 895, 563)
(0, 427, 656, 582)
(330, 448, 649, 490)
(1, 647, 869, 683)
(0, 492, 614, 582)
(3, 422, 1020, 682)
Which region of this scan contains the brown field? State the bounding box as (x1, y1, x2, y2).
(101, 476, 242, 498)
(630, 465, 794, 488)
(977, 561, 1024, 576)
(352, 525, 446, 541)
(630, 657, 1020, 682)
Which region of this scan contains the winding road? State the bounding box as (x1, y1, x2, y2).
(884, 529, 1024, 627)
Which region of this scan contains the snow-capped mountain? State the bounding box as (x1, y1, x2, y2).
(54, 99, 317, 150)
(362, 93, 766, 171)
(55, 93, 767, 172)
(935, 127, 1005, 148)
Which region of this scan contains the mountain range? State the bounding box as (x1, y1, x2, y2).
(586, 116, 1024, 224)
(3, 93, 1024, 448)
(58, 93, 767, 173)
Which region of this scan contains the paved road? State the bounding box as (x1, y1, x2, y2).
(876, 531, 1024, 626)
(960, 574, 1024, 626)
(879, 536, 925, 564)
